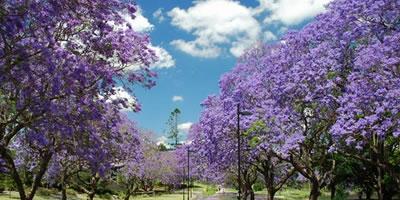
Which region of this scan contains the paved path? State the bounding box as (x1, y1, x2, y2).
(202, 192, 268, 200)
(203, 192, 236, 200)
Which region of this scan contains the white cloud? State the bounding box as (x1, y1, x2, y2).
(172, 96, 184, 102)
(106, 87, 137, 111)
(178, 122, 193, 133)
(117, 44, 176, 71)
(264, 31, 277, 41)
(182, 140, 193, 145)
(170, 40, 221, 58)
(168, 0, 261, 58)
(153, 8, 165, 23)
(124, 7, 154, 32)
(156, 136, 169, 146)
(150, 45, 175, 69)
(120, 8, 175, 69)
(256, 0, 332, 25)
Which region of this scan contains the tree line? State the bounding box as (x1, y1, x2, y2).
(186, 0, 400, 199)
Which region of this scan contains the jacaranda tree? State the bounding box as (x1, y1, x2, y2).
(191, 0, 400, 200)
(0, 1, 157, 199)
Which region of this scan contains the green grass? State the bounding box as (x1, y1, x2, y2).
(194, 182, 217, 196)
(0, 185, 362, 200)
(131, 192, 191, 200)
(0, 186, 207, 200)
(274, 188, 330, 200)
(0, 189, 111, 200)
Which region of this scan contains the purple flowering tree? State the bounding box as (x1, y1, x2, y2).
(13, 113, 141, 200)
(45, 151, 83, 200)
(72, 114, 141, 200)
(0, 0, 156, 200)
(328, 0, 400, 198)
(187, 96, 260, 200)
(192, 1, 400, 200)
(118, 131, 182, 200)
(218, 44, 299, 200)
(243, 121, 296, 200)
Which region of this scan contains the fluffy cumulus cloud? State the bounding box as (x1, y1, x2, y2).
(255, 0, 332, 25)
(166, 0, 333, 58)
(124, 8, 154, 32)
(122, 7, 175, 69)
(150, 45, 175, 68)
(168, 0, 261, 58)
(153, 8, 165, 23)
(156, 136, 169, 146)
(106, 87, 137, 111)
(172, 95, 184, 102)
(264, 31, 277, 41)
(178, 122, 193, 133)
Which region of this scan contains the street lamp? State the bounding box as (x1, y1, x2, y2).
(185, 146, 193, 200)
(187, 147, 190, 200)
(236, 103, 252, 200)
(182, 167, 185, 200)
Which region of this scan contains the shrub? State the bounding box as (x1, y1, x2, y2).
(252, 181, 265, 192)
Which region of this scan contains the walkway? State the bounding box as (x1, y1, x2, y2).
(202, 192, 268, 200)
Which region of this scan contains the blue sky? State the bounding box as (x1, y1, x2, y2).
(122, 0, 332, 144)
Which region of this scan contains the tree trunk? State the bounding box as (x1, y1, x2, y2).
(377, 167, 384, 200)
(357, 191, 362, 200)
(86, 174, 99, 200)
(124, 183, 133, 200)
(61, 186, 67, 200)
(383, 191, 393, 200)
(0, 145, 27, 200)
(249, 189, 255, 200)
(263, 164, 275, 200)
(309, 181, 321, 200)
(26, 152, 53, 200)
(365, 190, 371, 200)
(330, 183, 336, 200)
(267, 190, 276, 200)
(376, 147, 384, 200)
(87, 192, 95, 200)
(242, 189, 249, 200)
(124, 192, 131, 200)
(61, 173, 67, 200)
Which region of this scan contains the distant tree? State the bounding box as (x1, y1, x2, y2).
(158, 143, 168, 151)
(166, 108, 181, 148)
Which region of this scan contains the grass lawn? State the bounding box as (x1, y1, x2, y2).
(0, 190, 101, 200)
(0, 185, 367, 200)
(0, 190, 206, 200)
(274, 188, 330, 200)
(0, 183, 215, 200)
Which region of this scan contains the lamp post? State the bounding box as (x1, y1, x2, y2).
(182, 167, 185, 200)
(187, 147, 190, 200)
(182, 145, 193, 200)
(236, 103, 252, 200)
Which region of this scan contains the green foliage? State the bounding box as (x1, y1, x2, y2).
(252, 181, 264, 192)
(97, 193, 114, 200)
(166, 108, 181, 147)
(0, 175, 4, 193)
(96, 181, 115, 195)
(37, 188, 53, 197)
(158, 143, 168, 151)
(203, 184, 217, 196)
(326, 71, 337, 80)
(332, 185, 349, 200)
(0, 174, 15, 191)
(355, 113, 364, 120)
(244, 120, 267, 148)
(249, 136, 261, 147)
